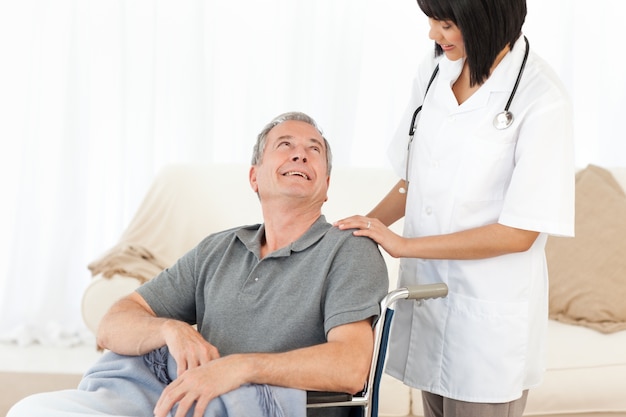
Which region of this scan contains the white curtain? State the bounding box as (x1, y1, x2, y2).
(0, 0, 624, 346)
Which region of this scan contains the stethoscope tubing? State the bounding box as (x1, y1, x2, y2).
(503, 36, 529, 113)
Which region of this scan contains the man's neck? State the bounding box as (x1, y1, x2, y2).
(259, 202, 322, 258)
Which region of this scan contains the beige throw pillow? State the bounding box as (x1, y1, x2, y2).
(546, 165, 626, 333)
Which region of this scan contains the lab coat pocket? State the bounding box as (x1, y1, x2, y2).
(457, 131, 517, 203)
(442, 293, 529, 401)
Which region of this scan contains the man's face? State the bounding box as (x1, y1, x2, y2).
(250, 120, 330, 206)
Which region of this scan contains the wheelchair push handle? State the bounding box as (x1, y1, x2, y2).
(405, 283, 448, 300)
(383, 283, 448, 308)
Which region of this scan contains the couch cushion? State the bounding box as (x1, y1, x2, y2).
(524, 320, 626, 415)
(546, 164, 626, 333)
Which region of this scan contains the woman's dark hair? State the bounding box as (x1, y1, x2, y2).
(417, 0, 526, 86)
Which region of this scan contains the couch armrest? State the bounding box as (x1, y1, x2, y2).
(81, 274, 142, 335)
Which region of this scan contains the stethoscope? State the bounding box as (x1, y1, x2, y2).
(400, 36, 529, 194)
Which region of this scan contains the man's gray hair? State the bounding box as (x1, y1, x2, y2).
(251, 111, 333, 175)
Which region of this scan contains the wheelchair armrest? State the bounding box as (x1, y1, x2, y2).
(306, 391, 353, 404)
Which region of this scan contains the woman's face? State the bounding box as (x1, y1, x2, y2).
(428, 18, 466, 61)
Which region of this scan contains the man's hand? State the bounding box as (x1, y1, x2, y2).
(98, 292, 221, 370)
(99, 291, 225, 417)
(162, 320, 220, 377)
(154, 355, 251, 417)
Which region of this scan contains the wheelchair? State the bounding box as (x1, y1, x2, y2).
(306, 283, 448, 417)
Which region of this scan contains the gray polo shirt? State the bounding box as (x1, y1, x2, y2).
(137, 215, 388, 356)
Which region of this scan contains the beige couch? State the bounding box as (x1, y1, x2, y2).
(82, 164, 626, 417)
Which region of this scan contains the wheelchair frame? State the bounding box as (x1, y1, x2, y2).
(306, 283, 448, 417)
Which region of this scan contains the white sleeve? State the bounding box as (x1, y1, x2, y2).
(499, 58, 575, 237)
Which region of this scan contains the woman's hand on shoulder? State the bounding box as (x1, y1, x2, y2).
(334, 215, 406, 258)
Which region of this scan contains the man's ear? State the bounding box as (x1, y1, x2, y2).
(324, 175, 330, 202)
(249, 165, 259, 193)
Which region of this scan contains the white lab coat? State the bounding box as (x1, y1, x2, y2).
(385, 35, 575, 403)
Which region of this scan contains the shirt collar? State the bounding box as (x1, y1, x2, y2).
(235, 215, 331, 259)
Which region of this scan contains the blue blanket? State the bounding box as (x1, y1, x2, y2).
(8, 348, 306, 417)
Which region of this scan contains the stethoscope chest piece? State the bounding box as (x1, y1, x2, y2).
(493, 110, 514, 130)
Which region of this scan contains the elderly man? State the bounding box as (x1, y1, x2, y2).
(8, 112, 388, 417)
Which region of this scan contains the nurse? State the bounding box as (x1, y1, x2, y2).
(335, 0, 574, 416)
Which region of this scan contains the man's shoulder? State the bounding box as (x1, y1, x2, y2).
(321, 226, 385, 265)
(323, 224, 378, 246)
